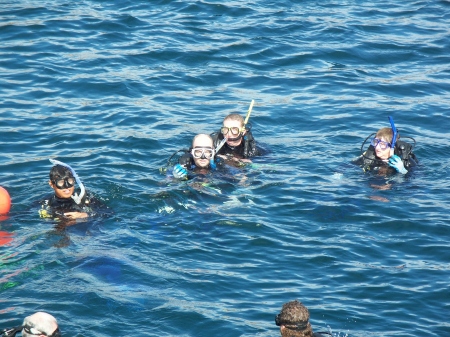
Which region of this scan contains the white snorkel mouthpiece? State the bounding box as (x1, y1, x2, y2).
(49, 159, 86, 205)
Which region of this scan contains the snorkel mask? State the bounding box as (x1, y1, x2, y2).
(49, 159, 85, 205)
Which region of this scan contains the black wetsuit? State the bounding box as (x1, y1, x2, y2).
(211, 129, 258, 158)
(39, 192, 108, 219)
(352, 140, 418, 173)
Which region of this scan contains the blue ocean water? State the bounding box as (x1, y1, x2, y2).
(1, 1, 450, 336)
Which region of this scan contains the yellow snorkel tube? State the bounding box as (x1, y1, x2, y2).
(244, 99, 254, 126)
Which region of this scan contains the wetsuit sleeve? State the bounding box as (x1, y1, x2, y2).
(243, 131, 258, 157)
(351, 155, 365, 166)
(406, 152, 418, 168)
(178, 153, 193, 167)
(82, 195, 112, 218)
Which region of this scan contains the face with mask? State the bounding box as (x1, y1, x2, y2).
(221, 118, 246, 148)
(191, 134, 215, 168)
(49, 174, 76, 199)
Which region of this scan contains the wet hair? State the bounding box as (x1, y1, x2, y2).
(22, 312, 59, 337)
(278, 300, 314, 337)
(223, 113, 244, 127)
(49, 164, 74, 182)
(192, 134, 213, 148)
(375, 127, 400, 144)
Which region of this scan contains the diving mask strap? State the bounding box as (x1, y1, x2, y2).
(49, 159, 85, 205)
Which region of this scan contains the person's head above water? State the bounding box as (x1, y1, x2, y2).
(49, 164, 76, 199)
(191, 134, 215, 169)
(276, 300, 314, 337)
(220, 114, 247, 148)
(371, 127, 399, 160)
(22, 312, 60, 337)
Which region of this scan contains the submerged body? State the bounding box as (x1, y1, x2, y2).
(38, 191, 107, 220)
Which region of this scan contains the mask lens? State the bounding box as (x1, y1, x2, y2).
(203, 150, 213, 158)
(24, 326, 43, 335)
(55, 179, 65, 188)
(192, 149, 203, 158)
(230, 127, 240, 135)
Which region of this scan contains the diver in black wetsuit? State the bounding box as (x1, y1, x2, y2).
(38, 159, 108, 220)
(275, 300, 331, 337)
(352, 117, 418, 175)
(210, 113, 259, 162)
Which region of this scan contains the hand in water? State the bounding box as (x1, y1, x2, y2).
(173, 164, 188, 179)
(64, 212, 89, 219)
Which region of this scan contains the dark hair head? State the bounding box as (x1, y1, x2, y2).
(278, 300, 314, 337)
(49, 164, 74, 182)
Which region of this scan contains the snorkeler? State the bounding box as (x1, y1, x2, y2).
(1, 312, 60, 337)
(38, 159, 109, 220)
(352, 116, 418, 174)
(172, 134, 219, 180)
(210, 100, 260, 161)
(275, 300, 330, 337)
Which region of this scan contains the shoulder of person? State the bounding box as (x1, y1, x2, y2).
(244, 129, 255, 141)
(351, 155, 364, 166)
(395, 140, 418, 165)
(178, 152, 193, 167)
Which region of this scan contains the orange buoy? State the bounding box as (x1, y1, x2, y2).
(0, 186, 11, 215)
(0, 231, 13, 245)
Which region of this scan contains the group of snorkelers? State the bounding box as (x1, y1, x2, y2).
(1, 104, 419, 337)
(36, 102, 418, 221)
(171, 106, 418, 182)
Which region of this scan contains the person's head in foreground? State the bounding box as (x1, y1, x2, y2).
(49, 164, 76, 199)
(371, 127, 396, 160)
(276, 300, 314, 337)
(191, 134, 215, 168)
(220, 114, 247, 148)
(22, 312, 60, 337)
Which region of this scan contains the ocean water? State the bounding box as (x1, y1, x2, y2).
(1, 1, 450, 336)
